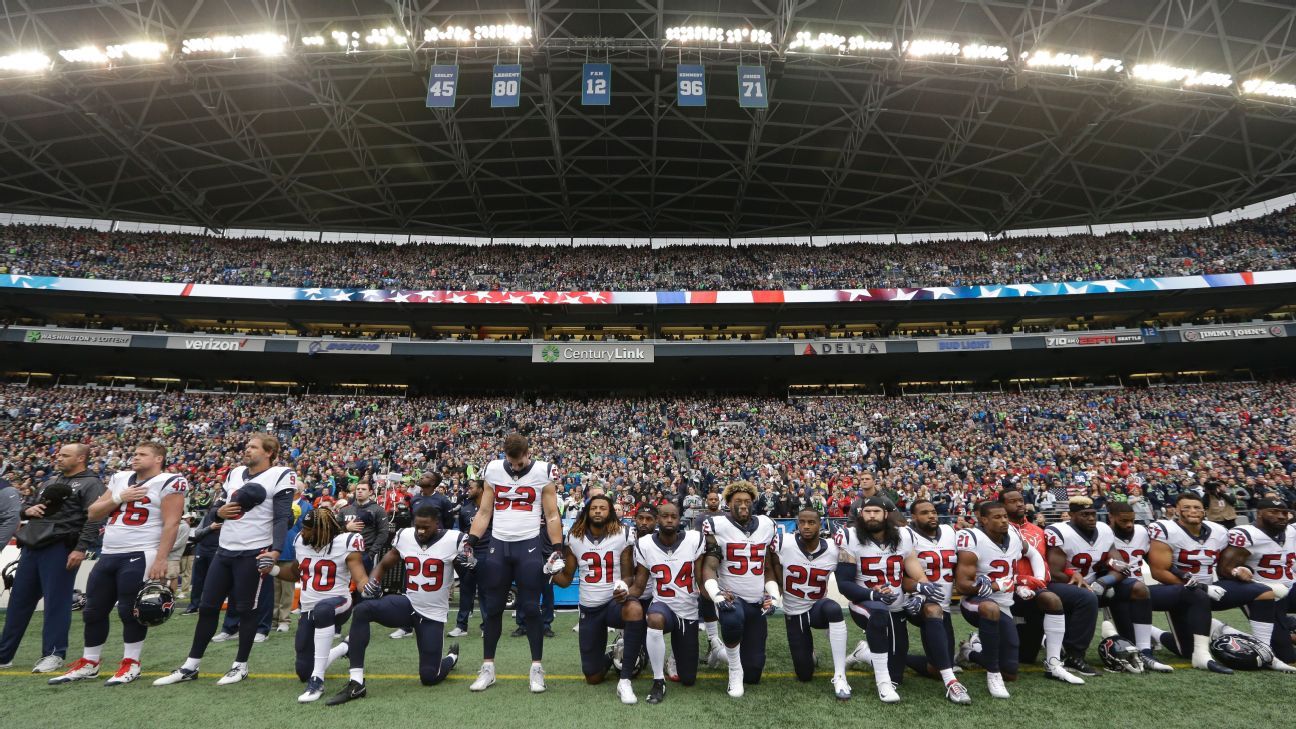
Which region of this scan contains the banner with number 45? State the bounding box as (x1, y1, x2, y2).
(425, 65, 459, 108)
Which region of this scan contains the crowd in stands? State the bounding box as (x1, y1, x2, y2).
(2, 382, 1291, 532)
(3, 207, 1296, 291)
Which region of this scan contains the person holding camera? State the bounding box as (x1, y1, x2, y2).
(1203, 480, 1238, 529)
(0, 443, 105, 673)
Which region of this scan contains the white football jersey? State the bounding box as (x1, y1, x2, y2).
(295, 532, 364, 611)
(1111, 524, 1150, 579)
(1228, 524, 1296, 587)
(101, 471, 188, 555)
(218, 466, 297, 552)
(568, 528, 633, 608)
(955, 527, 1024, 609)
(1147, 519, 1228, 585)
(392, 527, 463, 622)
(1045, 522, 1116, 582)
(635, 531, 704, 621)
(908, 524, 958, 610)
(703, 515, 779, 603)
(776, 533, 837, 616)
(482, 458, 556, 542)
(837, 526, 915, 614)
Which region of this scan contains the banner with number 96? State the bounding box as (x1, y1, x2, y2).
(677, 64, 706, 107)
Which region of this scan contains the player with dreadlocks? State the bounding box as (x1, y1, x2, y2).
(270, 505, 368, 703)
(552, 494, 645, 704)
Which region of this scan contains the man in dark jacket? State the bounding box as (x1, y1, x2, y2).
(451, 478, 489, 637)
(0, 444, 105, 673)
(0, 475, 21, 548)
(338, 481, 390, 570)
(183, 501, 222, 614)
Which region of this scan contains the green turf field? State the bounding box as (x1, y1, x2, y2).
(0, 607, 1287, 729)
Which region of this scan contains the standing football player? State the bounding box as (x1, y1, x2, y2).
(269, 506, 367, 702)
(154, 434, 297, 686)
(700, 481, 780, 698)
(1046, 497, 1171, 672)
(628, 501, 705, 705)
(326, 505, 465, 705)
(552, 494, 645, 704)
(50, 442, 185, 686)
(1147, 492, 1277, 669)
(775, 507, 852, 700)
(1217, 496, 1296, 672)
(464, 433, 563, 693)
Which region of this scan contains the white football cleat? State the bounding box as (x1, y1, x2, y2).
(665, 652, 679, 682)
(986, 671, 1010, 699)
(1269, 658, 1296, 673)
(389, 628, 412, 640)
(831, 674, 852, 701)
(298, 676, 325, 703)
(47, 657, 99, 685)
(529, 663, 546, 694)
(845, 640, 872, 669)
(956, 633, 981, 668)
(32, 655, 65, 674)
(727, 667, 745, 698)
(469, 663, 496, 692)
(216, 664, 248, 685)
(876, 681, 900, 704)
(152, 667, 200, 686)
(103, 659, 141, 686)
(945, 679, 972, 705)
(253, 633, 268, 644)
(1044, 657, 1085, 685)
(706, 644, 726, 669)
(617, 678, 637, 705)
(211, 631, 235, 643)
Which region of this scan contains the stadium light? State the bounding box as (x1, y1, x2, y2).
(1132, 63, 1231, 88)
(788, 31, 847, 52)
(962, 43, 1008, 62)
(58, 46, 109, 64)
(665, 26, 772, 44)
(106, 41, 168, 61)
(181, 33, 287, 56)
(364, 27, 407, 47)
(473, 24, 533, 43)
(302, 35, 325, 47)
(904, 39, 960, 58)
(423, 26, 473, 43)
(0, 51, 51, 72)
(1243, 78, 1296, 100)
(1022, 50, 1123, 74)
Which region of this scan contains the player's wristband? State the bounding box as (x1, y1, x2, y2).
(613, 579, 629, 594)
(1170, 568, 1191, 582)
(763, 580, 781, 602)
(704, 578, 724, 602)
(269, 565, 281, 577)
(1062, 567, 1076, 578)
(466, 534, 480, 548)
(111, 492, 123, 505)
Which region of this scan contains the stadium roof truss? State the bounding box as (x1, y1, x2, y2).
(1, 0, 1296, 238)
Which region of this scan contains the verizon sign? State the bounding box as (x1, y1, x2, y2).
(167, 336, 266, 352)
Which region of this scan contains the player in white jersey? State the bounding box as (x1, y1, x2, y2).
(552, 494, 644, 704)
(902, 499, 972, 702)
(465, 433, 563, 694)
(700, 481, 780, 698)
(326, 504, 466, 706)
(835, 496, 957, 704)
(954, 499, 1057, 698)
(628, 501, 705, 705)
(775, 507, 852, 701)
(155, 433, 297, 688)
(51, 442, 185, 687)
(268, 506, 368, 702)
(1045, 498, 1169, 672)
(1144, 492, 1247, 673)
(1217, 496, 1296, 671)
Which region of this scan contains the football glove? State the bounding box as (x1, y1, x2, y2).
(454, 541, 477, 571)
(361, 578, 383, 599)
(973, 575, 994, 599)
(1016, 575, 1048, 592)
(869, 588, 900, 606)
(1180, 574, 1201, 589)
(1015, 585, 1037, 601)
(916, 582, 943, 601)
(761, 593, 778, 616)
(1206, 584, 1226, 601)
(716, 590, 737, 611)
(255, 552, 276, 572)
(903, 593, 925, 616)
(1108, 559, 1134, 577)
(542, 552, 566, 576)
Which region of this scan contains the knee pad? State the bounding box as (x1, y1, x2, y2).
(820, 601, 843, 623)
(310, 604, 337, 628)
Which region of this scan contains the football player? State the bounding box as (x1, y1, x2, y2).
(700, 481, 780, 698)
(326, 505, 465, 705)
(693, 491, 727, 666)
(269, 506, 367, 702)
(1046, 497, 1171, 672)
(1147, 491, 1277, 670)
(904, 499, 971, 701)
(836, 496, 962, 704)
(155, 434, 296, 686)
(464, 433, 564, 693)
(628, 501, 705, 705)
(552, 494, 645, 704)
(774, 507, 852, 700)
(1217, 496, 1296, 672)
(50, 442, 186, 686)
(1004, 488, 1096, 677)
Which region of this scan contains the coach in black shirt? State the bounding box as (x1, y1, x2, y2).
(0, 444, 105, 673)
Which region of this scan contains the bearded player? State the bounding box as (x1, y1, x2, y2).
(552, 494, 646, 704)
(268, 506, 366, 702)
(774, 507, 851, 700)
(464, 433, 563, 694)
(628, 502, 705, 705)
(326, 506, 465, 705)
(50, 442, 186, 686)
(700, 481, 780, 698)
(1216, 496, 1296, 672)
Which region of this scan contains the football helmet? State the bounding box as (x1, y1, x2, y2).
(1097, 636, 1143, 674)
(1, 560, 17, 592)
(1209, 634, 1274, 671)
(71, 588, 86, 611)
(133, 581, 176, 627)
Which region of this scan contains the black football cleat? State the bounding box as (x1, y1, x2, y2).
(1063, 651, 1098, 677)
(646, 679, 666, 705)
(1206, 660, 1234, 675)
(325, 679, 367, 706)
(510, 627, 527, 638)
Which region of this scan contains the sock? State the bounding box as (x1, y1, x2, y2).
(976, 616, 1000, 672)
(83, 645, 103, 663)
(870, 653, 891, 686)
(1252, 621, 1275, 647)
(1134, 623, 1152, 651)
(1150, 625, 1166, 642)
(313, 626, 334, 680)
(620, 620, 646, 681)
(939, 667, 955, 683)
(1192, 634, 1213, 667)
(646, 628, 666, 680)
(1043, 614, 1065, 663)
(182, 657, 201, 671)
(349, 667, 364, 684)
(725, 645, 743, 677)
(122, 641, 142, 662)
(827, 621, 847, 677)
(704, 621, 720, 647)
(1211, 618, 1244, 637)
